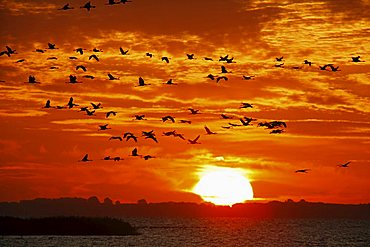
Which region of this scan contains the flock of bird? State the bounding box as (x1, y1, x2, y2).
(0, 2, 360, 175)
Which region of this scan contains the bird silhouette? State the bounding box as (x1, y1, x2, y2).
(221, 66, 230, 73)
(47, 57, 58, 60)
(204, 126, 216, 135)
(188, 108, 200, 114)
(85, 109, 95, 116)
(163, 130, 177, 137)
(44, 100, 52, 108)
(216, 76, 228, 83)
(274, 63, 284, 68)
(295, 169, 310, 173)
(47, 43, 57, 49)
(161, 56, 170, 63)
(108, 73, 119, 80)
(338, 161, 351, 168)
(125, 134, 138, 142)
(50, 66, 59, 70)
(35, 49, 46, 53)
(76, 65, 87, 72)
(134, 114, 146, 120)
(240, 118, 253, 126)
(120, 0, 132, 3)
(91, 102, 102, 109)
(83, 75, 95, 79)
(67, 97, 78, 109)
(68, 75, 78, 83)
(138, 77, 150, 86)
(113, 156, 122, 161)
(165, 79, 176, 85)
(188, 135, 201, 144)
(303, 60, 313, 66)
(5, 46, 16, 55)
(92, 48, 102, 52)
(98, 124, 111, 130)
(162, 115, 175, 123)
(103, 156, 112, 161)
(319, 64, 329, 71)
(106, 111, 117, 118)
(240, 102, 253, 108)
(225, 57, 235, 63)
(131, 148, 140, 157)
(327, 64, 340, 72)
(81, 1, 96, 11)
(242, 75, 255, 80)
(206, 74, 216, 80)
(174, 133, 186, 140)
(119, 47, 129, 55)
(142, 130, 158, 143)
(186, 54, 195, 60)
(59, 3, 74, 10)
(106, 0, 119, 5)
(179, 120, 191, 124)
(81, 154, 92, 162)
(219, 55, 229, 61)
(276, 56, 284, 62)
(270, 129, 284, 134)
(351, 56, 362, 62)
(143, 155, 155, 160)
(75, 48, 85, 55)
(28, 75, 39, 84)
(109, 136, 123, 141)
(69, 56, 78, 60)
(89, 54, 99, 61)
(146, 52, 153, 58)
(221, 114, 233, 119)
(0, 50, 10, 57)
(204, 57, 213, 61)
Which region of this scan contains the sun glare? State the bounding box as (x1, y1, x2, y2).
(193, 167, 254, 206)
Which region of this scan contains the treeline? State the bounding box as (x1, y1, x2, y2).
(0, 216, 138, 235)
(0, 197, 369, 219)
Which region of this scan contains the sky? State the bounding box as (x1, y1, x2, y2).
(0, 0, 369, 204)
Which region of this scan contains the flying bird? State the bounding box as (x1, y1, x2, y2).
(303, 60, 313, 66)
(242, 75, 255, 80)
(59, 3, 74, 10)
(216, 76, 228, 83)
(146, 52, 153, 58)
(85, 109, 95, 116)
(161, 56, 170, 63)
(81, 154, 92, 162)
(44, 100, 52, 108)
(120, 0, 132, 3)
(81, 1, 96, 11)
(68, 75, 78, 83)
(204, 57, 213, 61)
(295, 169, 310, 173)
(143, 155, 155, 160)
(69, 56, 78, 60)
(186, 54, 195, 60)
(131, 148, 140, 157)
(204, 126, 216, 135)
(219, 55, 229, 61)
(89, 54, 99, 61)
(67, 97, 78, 109)
(125, 134, 138, 142)
(75, 48, 85, 55)
(108, 73, 119, 80)
(327, 64, 340, 72)
(240, 102, 253, 108)
(6, 46, 16, 55)
(179, 120, 191, 124)
(28, 75, 39, 84)
(338, 161, 351, 168)
(47, 43, 57, 49)
(221, 114, 233, 119)
(91, 102, 102, 109)
(109, 136, 123, 141)
(206, 74, 216, 80)
(270, 129, 284, 134)
(76, 65, 87, 71)
(106, 0, 119, 5)
(351, 56, 362, 62)
(274, 63, 284, 68)
(119, 47, 129, 55)
(92, 48, 102, 52)
(165, 79, 176, 85)
(106, 111, 117, 118)
(276, 56, 284, 62)
(98, 124, 111, 131)
(221, 66, 230, 73)
(83, 75, 95, 79)
(188, 108, 200, 114)
(138, 77, 150, 86)
(142, 130, 158, 143)
(134, 114, 146, 120)
(162, 115, 175, 123)
(16, 59, 26, 63)
(188, 135, 201, 144)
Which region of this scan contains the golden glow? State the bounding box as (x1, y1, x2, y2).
(193, 167, 254, 206)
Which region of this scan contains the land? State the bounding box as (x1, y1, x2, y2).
(0, 216, 138, 235)
(0, 197, 369, 219)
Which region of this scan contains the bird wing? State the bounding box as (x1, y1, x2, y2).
(193, 135, 200, 142)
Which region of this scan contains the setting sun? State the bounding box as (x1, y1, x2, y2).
(193, 167, 253, 206)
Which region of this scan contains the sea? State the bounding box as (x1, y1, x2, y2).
(1, 217, 369, 246)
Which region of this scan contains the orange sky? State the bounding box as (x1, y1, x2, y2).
(0, 0, 369, 204)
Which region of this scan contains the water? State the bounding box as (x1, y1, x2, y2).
(1, 218, 369, 246)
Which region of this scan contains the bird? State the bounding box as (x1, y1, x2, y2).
(0, 51, 10, 57)
(186, 54, 195, 60)
(67, 97, 78, 109)
(119, 47, 129, 55)
(69, 56, 78, 60)
(50, 66, 59, 70)
(319, 64, 329, 70)
(47, 57, 58, 60)
(163, 130, 177, 137)
(179, 120, 191, 124)
(35, 49, 46, 53)
(59, 3, 74, 10)
(204, 57, 213, 61)
(221, 66, 230, 73)
(91, 102, 102, 109)
(68, 75, 78, 83)
(103, 156, 112, 161)
(5, 46, 16, 55)
(75, 48, 85, 55)
(81, 1, 96, 11)
(242, 75, 255, 80)
(143, 155, 155, 160)
(92, 48, 102, 52)
(80, 107, 89, 112)
(338, 161, 351, 168)
(219, 55, 229, 61)
(162, 115, 175, 123)
(28, 75, 38, 84)
(142, 130, 158, 143)
(161, 56, 170, 63)
(120, 0, 132, 3)
(98, 124, 111, 130)
(165, 79, 176, 85)
(276, 56, 284, 62)
(134, 114, 146, 120)
(138, 77, 150, 86)
(44, 100, 52, 108)
(188, 135, 201, 144)
(225, 57, 235, 63)
(206, 74, 216, 80)
(76, 65, 87, 72)
(106, 111, 117, 118)
(188, 108, 200, 114)
(89, 54, 99, 61)
(108, 73, 119, 80)
(174, 133, 186, 140)
(274, 63, 284, 68)
(270, 121, 287, 128)
(16, 59, 25, 63)
(351, 56, 362, 62)
(303, 60, 313, 66)
(131, 148, 140, 157)
(228, 122, 242, 127)
(83, 75, 95, 79)
(106, 0, 119, 5)
(270, 129, 284, 134)
(113, 157, 122, 161)
(327, 64, 340, 72)
(240, 118, 253, 126)
(125, 134, 138, 142)
(216, 76, 228, 83)
(109, 136, 123, 141)
(81, 154, 92, 162)
(146, 52, 153, 58)
(47, 43, 57, 49)
(221, 114, 233, 119)
(295, 169, 310, 173)
(240, 102, 253, 108)
(204, 126, 216, 135)
(85, 109, 95, 116)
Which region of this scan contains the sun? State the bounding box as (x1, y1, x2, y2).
(193, 167, 254, 206)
